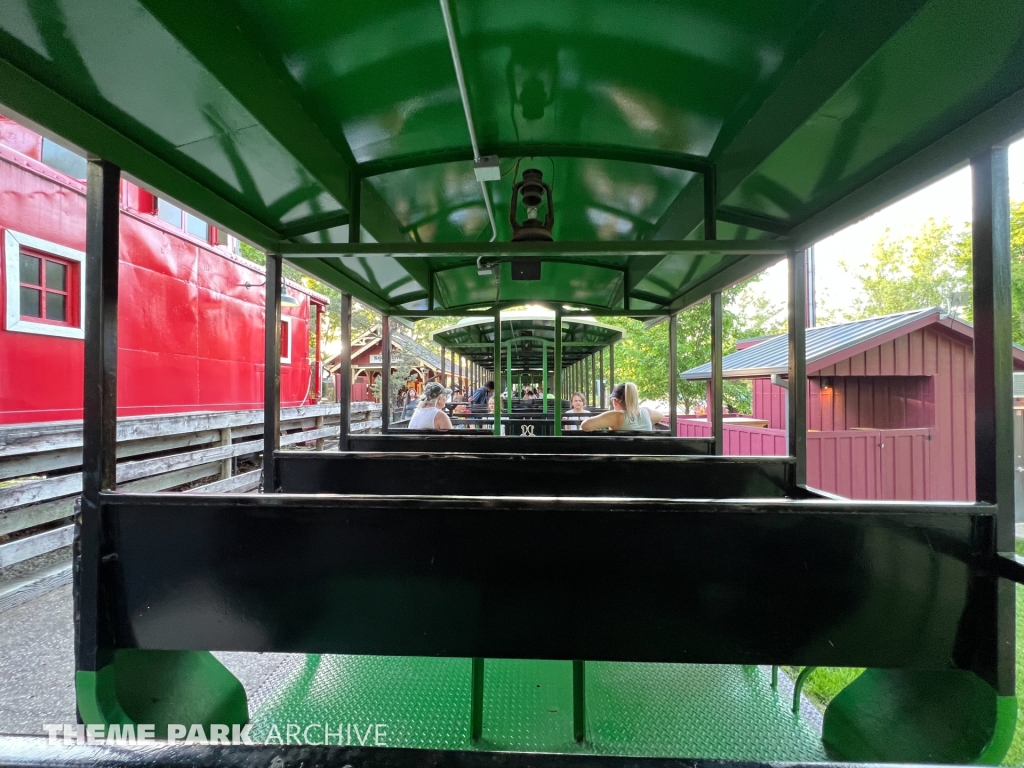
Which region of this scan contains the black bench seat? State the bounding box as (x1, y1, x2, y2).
(348, 433, 712, 455)
(277, 451, 800, 498)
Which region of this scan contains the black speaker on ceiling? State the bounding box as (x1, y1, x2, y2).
(511, 258, 542, 281)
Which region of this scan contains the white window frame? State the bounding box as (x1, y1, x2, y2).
(4, 229, 86, 340)
(280, 315, 293, 364)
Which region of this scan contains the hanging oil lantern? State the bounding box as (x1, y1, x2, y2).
(509, 168, 554, 242)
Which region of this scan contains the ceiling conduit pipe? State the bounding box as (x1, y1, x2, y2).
(439, 0, 498, 244)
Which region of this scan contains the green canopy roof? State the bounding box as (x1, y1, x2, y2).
(433, 307, 623, 371)
(1, 0, 1021, 314)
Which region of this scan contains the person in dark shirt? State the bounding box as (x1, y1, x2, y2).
(471, 380, 494, 405)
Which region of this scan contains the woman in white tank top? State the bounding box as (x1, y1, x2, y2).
(408, 382, 454, 430)
(580, 382, 663, 432)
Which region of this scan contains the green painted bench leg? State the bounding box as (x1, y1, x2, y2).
(793, 666, 818, 713)
(822, 669, 1017, 765)
(76, 649, 248, 739)
(470, 657, 485, 742)
(573, 660, 586, 743)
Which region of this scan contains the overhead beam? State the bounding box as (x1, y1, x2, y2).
(788, 87, 1024, 250)
(358, 143, 711, 178)
(135, 0, 416, 262)
(279, 212, 351, 240)
(0, 59, 281, 249)
(653, 0, 932, 245)
(136, 0, 356, 207)
(715, 207, 792, 236)
(642, 253, 785, 327)
(276, 240, 793, 257)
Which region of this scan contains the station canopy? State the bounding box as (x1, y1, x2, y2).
(433, 306, 624, 372)
(1, 0, 1021, 315)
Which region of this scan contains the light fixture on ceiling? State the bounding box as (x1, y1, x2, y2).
(510, 168, 554, 242)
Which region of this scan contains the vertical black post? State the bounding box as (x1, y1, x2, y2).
(589, 354, 596, 407)
(554, 311, 563, 435)
(470, 657, 485, 741)
(440, 345, 446, 386)
(599, 348, 605, 408)
(711, 292, 724, 453)
(572, 659, 586, 743)
(338, 292, 352, 451)
(263, 254, 282, 491)
(493, 310, 502, 435)
(788, 250, 807, 486)
(78, 158, 120, 675)
(972, 148, 1015, 697)
(381, 315, 391, 432)
(609, 343, 615, 397)
(668, 314, 678, 436)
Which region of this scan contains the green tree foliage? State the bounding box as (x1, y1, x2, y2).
(839, 201, 1024, 344)
(844, 218, 972, 321)
(605, 276, 786, 413)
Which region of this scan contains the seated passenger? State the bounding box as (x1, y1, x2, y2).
(471, 380, 495, 405)
(408, 382, 454, 430)
(580, 382, 664, 432)
(562, 392, 590, 430)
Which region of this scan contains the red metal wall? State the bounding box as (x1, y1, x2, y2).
(748, 325, 978, 501)
(0, 120, 319, 425)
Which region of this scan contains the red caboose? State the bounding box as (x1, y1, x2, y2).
(0, 116, 327, 425)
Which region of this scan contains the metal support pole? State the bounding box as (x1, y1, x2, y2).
(972, 147, 1015, 697)
(668, 313, 678, 436)
(572, 659, 586, 743)
(440, 344, 446, 386)
(506, 342, 513, 415)
(263, 253, 282, 491)
(599, 348, 605, 408)
(79, 158, 120, 674)
(554, 311, 563, 435)
(470, 657, 485, 741)
(542, 343, 549, 413)
(788, 251, 807, 485)
(381, 315, 391, 432)
(339, 292, 352, 451)
(609, 343, 615, 396)
(590, 354, 596, 407)
(493, 310, 502, 435)
(711, 292, 724, 453)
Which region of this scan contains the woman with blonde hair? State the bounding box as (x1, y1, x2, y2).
(580, 382, 664, 432)
(408, 381, 453, 430)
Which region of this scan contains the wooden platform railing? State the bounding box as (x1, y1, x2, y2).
(0, 402, 381, 540)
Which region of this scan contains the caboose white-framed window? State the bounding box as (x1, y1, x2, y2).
(4, 229, 86, 340)
(281, 315, 293, 364)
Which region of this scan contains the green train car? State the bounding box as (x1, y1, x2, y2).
(0, 0, 1022, 766)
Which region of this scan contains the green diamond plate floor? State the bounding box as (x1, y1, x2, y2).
(250, 656, 827, 760)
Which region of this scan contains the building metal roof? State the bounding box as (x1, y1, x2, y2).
(681, 308, 943, 380)
(325, 330, 448, 375)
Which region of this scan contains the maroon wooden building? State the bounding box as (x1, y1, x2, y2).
(680, 308, 1024, 501)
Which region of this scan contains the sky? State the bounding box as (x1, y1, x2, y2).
(749, 138, 1024, 320)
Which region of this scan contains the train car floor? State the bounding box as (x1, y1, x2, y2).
(249, 655, 827, 760)
(0, 583, 825, 761)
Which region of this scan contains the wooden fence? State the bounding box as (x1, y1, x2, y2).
(0, 402, 381, 539)
(677, 416, 933, 501)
